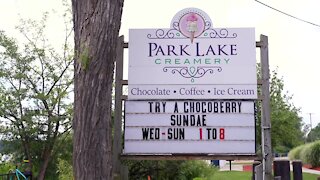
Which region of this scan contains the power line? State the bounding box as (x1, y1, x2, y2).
(255, 0, 320, 28)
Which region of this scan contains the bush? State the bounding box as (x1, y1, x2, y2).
(288, 145, 304, 160)
(300, 142, 313, 164)
(126, 160, 217, 180)
(289, 140, 320, 167)
(308, 141, 320, 167)
(57, 158, 73, 180)
(177, 161, 217, 180)
(0, 163, 15, 174)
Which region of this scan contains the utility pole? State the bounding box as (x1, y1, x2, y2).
(308, 113, 314, 142)
(308, 113, 313, 129)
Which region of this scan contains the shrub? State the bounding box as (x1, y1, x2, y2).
(308, 141, 320, 167)
(0, 163, 15, 174)
(300, 142, 313, 164)
(177, 160, 217, 180)
(291, 140, 320, 167)
(288, 145, 304, 160)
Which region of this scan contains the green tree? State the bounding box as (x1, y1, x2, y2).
(256, 67, 304, 153)
(307, 123, 320, 142)
(0, 10, 73, 179)
(269, 69, 303, 152)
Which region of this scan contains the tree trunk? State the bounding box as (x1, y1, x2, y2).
(37, 149, 52, 180)
(72, 0, 123, 179)
(22, 139, 33, 175)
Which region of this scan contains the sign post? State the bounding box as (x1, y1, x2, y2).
(259, 35, 272, 180)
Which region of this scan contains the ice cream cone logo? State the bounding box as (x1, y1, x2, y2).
(186, 13, 198, 43)
(172, 8, 209, 42)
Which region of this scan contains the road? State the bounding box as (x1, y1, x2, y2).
(218, 159, 320, 175)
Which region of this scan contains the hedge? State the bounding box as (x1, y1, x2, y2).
(288, 144, 304, 160)
(288, 140, 320, 167)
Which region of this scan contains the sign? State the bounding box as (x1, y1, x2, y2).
(128, 8, 257, 100)
(129, 85, 256, 99)
(124, 100, 256, 154)
(124, 8, 257, 156)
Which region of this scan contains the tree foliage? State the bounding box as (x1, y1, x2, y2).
(0, 10, 73, 179)
(269, 70, 303, 152)
(256, 66, 304, 153)
(307, 123, 320, 142)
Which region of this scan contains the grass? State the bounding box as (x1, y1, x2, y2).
(212, 171, 251, 180)
(297, 172, 320, 180)
(200, 171, 320, 180)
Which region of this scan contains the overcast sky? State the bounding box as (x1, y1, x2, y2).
(0, 0, 319, 128)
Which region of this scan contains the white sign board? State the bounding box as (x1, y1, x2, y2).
(124, 100, 256, 154)
(124, 8, 257, 156)
(128, 8, 257, 99)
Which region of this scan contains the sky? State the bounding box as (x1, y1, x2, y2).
(0, 0, 319, 129)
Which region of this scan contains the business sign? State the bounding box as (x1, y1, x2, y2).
(128, 8, 257, 100)
(124, 100, 256, 154)
(124, 8, 257, 156)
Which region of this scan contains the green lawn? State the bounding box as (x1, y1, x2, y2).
(298, 172, 320, 180)
(212, 171, 251, 180)
(196, 171, 320, 180)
